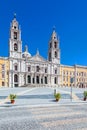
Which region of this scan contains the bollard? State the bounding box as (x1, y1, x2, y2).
(54, 89, 56, 95)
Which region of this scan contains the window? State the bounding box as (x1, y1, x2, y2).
(45, 68, 47, 73)
(36, 66, 40, 72)
(67, 77, 68, 82)
(14, 43, 18, 51)
(28, 66, 31, 72)
(14, 74, 18, 82)
(82, 72, 84, 76)
(7, 71, 9, 75)
(49, 52, 51, 61)
(14, 65, 18, 71)
(55, 51, 57, 58)
(55, 69, 57, 74)
(54, 77, 57, 84)
(63, 71, 65, 75)
(14, 32, 17, 39)
(2, 64, 5, 70)
(14, 26, 16, 29)
(54, 42, 57, 48)
(2, 72, 5, 78)
(2, 82, 5, 86)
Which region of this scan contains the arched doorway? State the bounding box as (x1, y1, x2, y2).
(27, 75, 31, 83)
(36, 76, 39, 84)
(14, 74, 18, 87)
(45, 76, 47, 84)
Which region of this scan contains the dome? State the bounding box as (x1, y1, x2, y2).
(22, 45, 31, 58)
(22, 51, 31, 58)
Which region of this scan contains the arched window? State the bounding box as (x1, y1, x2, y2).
(27, 75, 31, 83)
(55, 69, 57, 74)
(14, 26, 16, 29)
(45, 76, 47, 84)
(36, 76, 39, 84)
(55, 51, 57, 58)
(49, 52, 51, 61)
(45, 68, 47, 73)
(14, 32, 17, 39)
(14, 43, 18, 51)
(54, 42, 57, 48)
(54, 77, 57, 84)
(14, 74, 18, 82)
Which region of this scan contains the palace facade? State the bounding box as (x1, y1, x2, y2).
(0, 15, 87, 88)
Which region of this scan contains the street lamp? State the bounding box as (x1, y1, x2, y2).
(70, 77, 74, 101)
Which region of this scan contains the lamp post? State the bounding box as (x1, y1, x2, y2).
(70, 77, 74, 101)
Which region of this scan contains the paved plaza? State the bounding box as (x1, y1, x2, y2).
(0, 104, 87, 130)
(0, 87, 87, 130)
(0, 87, 87, 107)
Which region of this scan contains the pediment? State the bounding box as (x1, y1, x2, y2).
(29, 54, 47, 62)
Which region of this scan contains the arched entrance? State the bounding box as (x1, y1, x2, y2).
(14, 74, 18, 87)
(36, 76, 39, 84)
(27, 75, 31, 83)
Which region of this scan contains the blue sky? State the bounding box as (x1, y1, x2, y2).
(0, 0, 87, 65)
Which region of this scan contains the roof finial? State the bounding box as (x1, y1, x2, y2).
(51, 26, 57, 40)
(14, 13, 16, 19)
(36, 48, 39, 55)
(25, 45, 28, 52)
(53, 25, 56, 32)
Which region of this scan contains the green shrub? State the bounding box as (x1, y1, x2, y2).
(83, 91, 87, 98)
(9, 94, 17, 100)
(54, 93, 61, 100)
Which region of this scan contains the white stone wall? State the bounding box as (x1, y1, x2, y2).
(9, 17, 61, 87)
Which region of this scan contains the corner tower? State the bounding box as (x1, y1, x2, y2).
(9, 14, 22, 58)
(48, 29, 60, 64)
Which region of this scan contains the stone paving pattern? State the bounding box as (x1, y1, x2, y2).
(0, 87, 87, 130)
(0, 105, 87, 130)
(0, 87, 87, 106)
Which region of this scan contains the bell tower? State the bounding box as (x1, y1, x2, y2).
(9, 13, 22, 58)
(48, 28, 60, 64)
(9, 14, 22, 88)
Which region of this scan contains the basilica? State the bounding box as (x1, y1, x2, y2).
(0, 15, 87, 88)
(9, 15, 60, 87)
